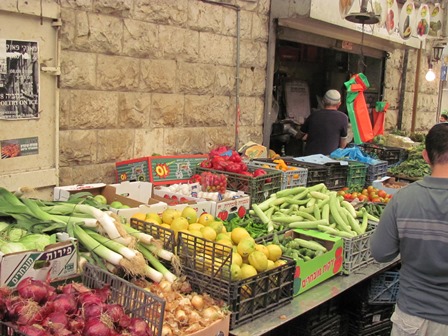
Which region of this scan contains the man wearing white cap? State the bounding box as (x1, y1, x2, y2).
(300, 89, 348, 155)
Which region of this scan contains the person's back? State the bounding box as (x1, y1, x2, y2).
(370, 123, 448, 335)
(302, 108, 348, 155)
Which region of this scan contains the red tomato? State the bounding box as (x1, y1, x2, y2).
(367, 186, 374, 192)
(372, 197, 381, 203)
(377, 190, 387, 198)
(337, 190, 346, 196)
(342, 187, 349, 191)
(361, 189, 369, 195)
(344, 194, 353, 201)
(357, 195, 368, 202)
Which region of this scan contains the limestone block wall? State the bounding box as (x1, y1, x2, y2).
(58, 0, 270, 185)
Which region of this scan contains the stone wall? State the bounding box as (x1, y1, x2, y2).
(58, 0, 270, 185)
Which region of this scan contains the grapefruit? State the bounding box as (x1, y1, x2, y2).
(240, 264, 257, 279)
(201, 226, 217, 241)
(232, 252, 243, 266)
(209, 221, 224, 235)
(230, 264, 242, 281)
(266, 244, 283, 262)
(145, 212, 162, 224)
(255, 244, 270, 259)
(237, 238, 256, 258)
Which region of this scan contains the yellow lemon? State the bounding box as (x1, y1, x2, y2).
(231, 227, 251, 245)
(266, 244, 283, 262)
(248, 251, 268, 272)
(198, 213, 215, 226)
(237, 238, 256, 258)
(181, 206, 198, 224)
(274, 259, 287, 267)
(230, 264, 242, 281)
(145, 212, 162, 224)
(201, 226, 217, 241)
(208, 221, 224, 235)
(232, 252, 243, 266)
(161, 208, 181, 225)
(267, 260, 275, 271)
(189, 229, 203, 238)
(170, 217, 189, 233)
(255, 244, 270, 259)
(216, 238, 233, 248)
(216, 233, 232, 242)
(240, 264, 258, 279)
(131, 212, 147, 221)
(188, 223, 204, 231)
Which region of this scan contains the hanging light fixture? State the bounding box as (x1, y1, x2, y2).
(426, 62, 436, 82)
(345, 0, 380, 25)
(425, 43, 446, 82)
(432, 45, 445, 62)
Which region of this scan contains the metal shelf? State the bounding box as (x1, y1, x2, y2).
(230, 258, 400, 336)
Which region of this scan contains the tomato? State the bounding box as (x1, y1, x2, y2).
(357, 195, 368, 202)
(371, 197, 382, 203)
(342, 187, 349, 191)
(337, 190, 346, 196)
(351, 192, 359, 199)
(377, 190, 387, 198)
(361, 189, 369, 195)
(344, 194, 353, 201)
(367, 186, 374, 192)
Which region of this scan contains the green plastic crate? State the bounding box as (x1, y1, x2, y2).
(346, 161, 367, 188)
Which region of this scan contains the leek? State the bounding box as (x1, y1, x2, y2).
(72, 224, 146, 276)
(137, 243, 177, 283)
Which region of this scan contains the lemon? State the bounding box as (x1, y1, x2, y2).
(161, 208, 181, 225)
(216, 233, 232, 242)
(266, 260, 275, 271)
(274, 260, 287, 267)
(145, 212, 162, 224)
(131, 212, 147, 221)
(170, 217, 189, 233)
(216, 238, 233, 248)
(231, 227, 251, 245)
(181, 206, 198, 224)
(198, 213, 214, 226)
(232, 252, 243, 266)
(201, 226, 217, 241)
(237, 238, 256, 258)
(189, 229, 203, 238)
(266, 244, 283, 262)
(208, 221, 224, 235)
(248, 251, 268, 272)
(230, 264, 242, 281)
(255, 244, 270, 259)
(188, 223, 204, 231)
(240, 264, 257, 279)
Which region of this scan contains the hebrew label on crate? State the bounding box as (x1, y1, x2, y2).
(149, 155, 207, 185)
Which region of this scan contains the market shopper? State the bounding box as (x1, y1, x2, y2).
(439, 113, 448, 122)
(370, 122, 448, 336)
(300, 89, 348, 155)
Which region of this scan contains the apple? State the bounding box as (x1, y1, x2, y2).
(110, 201, 123, 209)
(93, 194, 107, 205)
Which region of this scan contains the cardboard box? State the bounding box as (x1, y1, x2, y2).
(153, 188, 250, 220)
(373, 176, 409, 195)
(53, 183, 107, 202)
(109, 181, 153, 203)
(0, 239, 78, 288)
(189, 314, 230, 336)
(287, 229, 343, 296)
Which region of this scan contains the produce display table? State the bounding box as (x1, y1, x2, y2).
(230, 258, 400, 336)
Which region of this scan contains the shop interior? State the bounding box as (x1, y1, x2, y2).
(269, 40, 386, 157)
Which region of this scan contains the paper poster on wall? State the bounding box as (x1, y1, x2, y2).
(0, 39, 39, 120)
(1, 137, 39, 159)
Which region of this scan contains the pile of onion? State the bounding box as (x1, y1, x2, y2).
(138, 277, 228, 336)
(0, 277, 153, 336)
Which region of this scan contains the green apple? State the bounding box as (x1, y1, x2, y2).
(93, 194, 107, 205)
(110, 201, 123, 209)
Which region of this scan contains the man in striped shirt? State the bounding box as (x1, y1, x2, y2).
(370, 123, 448, 336)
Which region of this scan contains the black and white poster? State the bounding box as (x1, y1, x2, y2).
(0, 39, 39, 120)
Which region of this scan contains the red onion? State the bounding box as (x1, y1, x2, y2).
(118, 314, 131, 329)
(105, 304, 125, 324)
(127, 317, 153, 336)
(6, 296, 30, 318)
(93, 285, 111, 303)
(79, 292, 103, 306)
(16, 277, 51, 304)
(42, 311, 69, 329)
(68, 316, 85, 333)
(60, 282, 90, 295)
(16, 300, 54, 325)
(18, 325, 50, 336)
(83, 302, 104, 319)
(53, 293, 77, 314)
(83, 318, 113, 336)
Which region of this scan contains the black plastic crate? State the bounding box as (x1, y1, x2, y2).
(0, 263, 166, 336)
(282, 160, 329, 187)
(346, 160, 367, 188)
(297, 314, 342, 336)
(365, 160, 388, 187)
(130, 217, 176, 251)
(361, 144, 407, 166)
(195, 166, 282, 205)
(177, 231, 295, 329)
(368, 270, 400, 305)
(325, 162, 349, 190)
